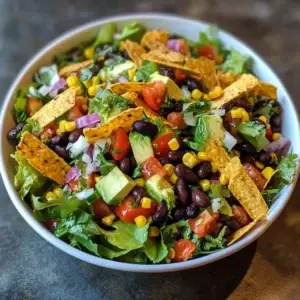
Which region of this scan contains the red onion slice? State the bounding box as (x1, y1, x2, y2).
(167, 39, 181, 52)
(65, 166, 80, 183)
(75, 113, 101, 129)
(264, 136, 291, 158)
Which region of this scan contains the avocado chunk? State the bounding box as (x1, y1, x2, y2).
(111, 61, 135, 79)
(96, 167, 135, 205)
(145, 175, 175, 210)
(129, 131, 154, 165)
(150, 72, 183, 100)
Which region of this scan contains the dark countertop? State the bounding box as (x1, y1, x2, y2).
(1, 1, 300, 299)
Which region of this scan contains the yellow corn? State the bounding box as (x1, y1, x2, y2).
(141, 197, 152, 209)
(65, 121, 76, 132)
(59, 120, 67, 132)
(182, 152, 199, 169)
(56, 129, 62, 136)
(168, 138, 180, 151)
(200, 179, 211, 192)
(197, 151, 209, 161)
(170, 173, 178, 184)
(262, 166, 275, 180)
(46, 191, 56, 202)
(135, 215, 147, 227)
(259, 116, 267, 124)
(84, 47, 95, 59)
(215, 55, 224, 64)
(92, 76, 100, 85)
(211, 163, 218, 173)
(53, 188, 63, 198)
(128, 68, 136, 81)
(203, 94, 211, 101)
(164, 164, 174, 177)
(231, 108, 243, 119)
(66, 75, 79, 87)
(168, 248, 176, 259)
(88, 86, 97, 97)
(241, 109, 250, 122)
(135, 178, 145, 187)
(219, 173, 229, 185)
(208, 86, 223, 99)
(191, 89, 203, 99)
(266, 123, 271, 129)
(102, 213, 116, 226)
(75, 86, 82, 96)
(149, 226, 160, 237)
(272, 132, 281, 141)
(255, 161, 264, 170)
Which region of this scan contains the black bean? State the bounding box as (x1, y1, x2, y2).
(174, 102, 183, 112)
(272, 126, 281, 133)
(132, 187, 147, 204)
(68, 129, 82, 143)
(51, 132, 69, 146)
(226, 196, 239, 206)
(7, 123, 25, 140)
(237, 143, 256, 155)
(54, 145, 70, 160)
(173, 208, 186, 222)
(179, 128, 193, 139)
(185, 78, 200, 91)
(133, 121, 158, 137)
(236, 98, 253, 112)
(174, 164, 199, 184)
(197, 161, 212, 179)
(175, 179, 191, 207)
(159, 157, 169, 165)
(186, 203, 199, 219)
(167, 150, 185, 163)
(270, 113, 282, 128)
(121, 51, 130, 60)
(130, 156, 137, 169)
(241, 156, 256, 165)
(119, 157, 132, 175)
(258, 151, 271, 164)
(153, 203, 168, 223)
(225, 227, 232, 237)
(159, 66, 175, 80)
(225, 219, 241, 231)
(191, 189, 210, 207)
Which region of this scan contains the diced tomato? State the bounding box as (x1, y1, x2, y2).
(86, 173, 96, 188)
(198, 45, 217, 60)
(232, 205, 251, 226)
(27, 97, 43, 117)
(266, 127, 273, 141)
(142, 156, 167, 179)
(142, 81, 166, 111)
(68, 105, 84, 121)
(152, 132, 174, 157)
(179, 40, 190, 55)
(75, 96, 88, 109)
(92, 199, 112, 220)
(44, 218, 60, 232)
(174, 239, 196, 262)
(68, 179, 79, 192)
(167, 112, 187, 129)
(115, 195, 156, 223)
(174, 69, 187, 83)
(188, 210, 219, 238)
(110, 128, 130, 161)
(44, 122, 58, 138)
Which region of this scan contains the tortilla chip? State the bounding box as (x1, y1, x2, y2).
(17, 132, 70, 184)
(253, 82, 277, 100)
(217, 71, 237, 88)
(224, 157, 268, 220)
(59, 60, 93, 76)
(30, 88, 76, 128)
(211, 74, 260, 108)
(227, 220, 257, 246)
(109, 82, 155, 95)
(206, 139, 231, 173)
(84, 107, 143, 143)
(141, 30, 170, 50)
(120, 40, 146, 67)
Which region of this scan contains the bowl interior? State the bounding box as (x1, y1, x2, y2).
(1, 14, 299, 272)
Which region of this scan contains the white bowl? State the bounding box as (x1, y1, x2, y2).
(0, 13, 299, 273)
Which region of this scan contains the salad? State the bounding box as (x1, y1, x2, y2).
(8, 22, 298, 264)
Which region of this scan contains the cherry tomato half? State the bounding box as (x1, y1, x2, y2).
(189, 210, 219, 238)
(92, 199, 112, 220)
(198, 45, 217, 60)
(44, 218, 60, 232)
(232, 205, 251, 226)
(68, 105, 84, 121)
(142, 81, 166, 111)
(111, 128, 130, 161)
(174, 239, 196, 262)
(174, 69, 187, 83)
(266, 127, 273, 141)
(167, 112, 187, 129)
(115, 195, 156, 223)
(44, 122, 58, 138)
(152, 132, 174, 157)
(68, 179, 80, 192)
(142, 156, 167, 179)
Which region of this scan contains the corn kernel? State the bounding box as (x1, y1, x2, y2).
(102, 213, 116, 226)
(262, 166, 275, 180)
(65, 121, 76, 132)
(81, 104, 88, 112)
(215, 55, 224, 65)
(255, 161, 264, 170)
(95, 176, 103, 182)
(128, 68, 136, 81)
(231, 108, 243, 119)
(149, 226, 160, 237)
(266, 123, 271, 129)
(200, 179, 211, 192)
(56, 129, 62, 136)
(168, 138, 180, 151)
(88, 86, 97, 97)
(272, 132, 281, 141)
(135, 215, 147, 227)
(141, 197, 152, 209)
(168, 248, 176, 259)
(46, 191, 56, 202)
(135, 178, 145, 187)
(197, 151, 209, 161)
(66, 75, 79, 87)
(208, 86, 223, 99)
(84, 80, 92, 88)
(53, 187, 63, 198)
(219, 173, 229, 185)
(59, 120, 67, 132)
(164, 164, 174, 177)
(211, 163, 218, 173)
(75, 86, 82, 96)
(182, 152, 199, 169)
(241, 109, 250, 122)
(170, 173, 178, 184)
(92, 76, 100, 85)
(191, 89, 203, 99)
(84, 47, 95, 59)
(203, 94, 211, 101)
(259, 116, 267, 124)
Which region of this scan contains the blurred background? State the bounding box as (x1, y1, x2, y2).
(1, 0, 300, 299)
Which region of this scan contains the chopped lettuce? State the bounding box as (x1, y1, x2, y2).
(182, 101, 211, 116)
(17, 119, 40, 138)
(238, 121, 270, 152)
(198, 25, 224, 55)
(34, 64, 59, 86)
(253, 100, 280, 122)
(93, 23, 117, 47)
(13, 87, 28, 123)
(13, 152, 47, 200)
(96, 151, 115, 176)
(135, 60, 159, 82)
(114, 21, 146, 45)
(276, 153, 298, 184)
(143, 236, 168, 263)
(209, 184, 233, 216)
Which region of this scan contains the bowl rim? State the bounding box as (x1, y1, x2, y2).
(0, 13, 299, 273)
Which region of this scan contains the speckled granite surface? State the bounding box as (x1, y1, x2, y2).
(1, 1, 300, 299)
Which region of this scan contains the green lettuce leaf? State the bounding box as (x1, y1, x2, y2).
(182, 101, 211, 116)
(135, 60, 159, 82)
(13, 87, 28, 123)
(276, 153, 298, 184)
(209, 184, 232, 216)
(93, 23, 117, 47)
(253, 100, 280, 122)
(198, 25, 224, 55)
(34, 65, 58, 86)
(114, 21, 146, 45)
(17, 119, 40, 138)
(143, 236, 168, 263)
